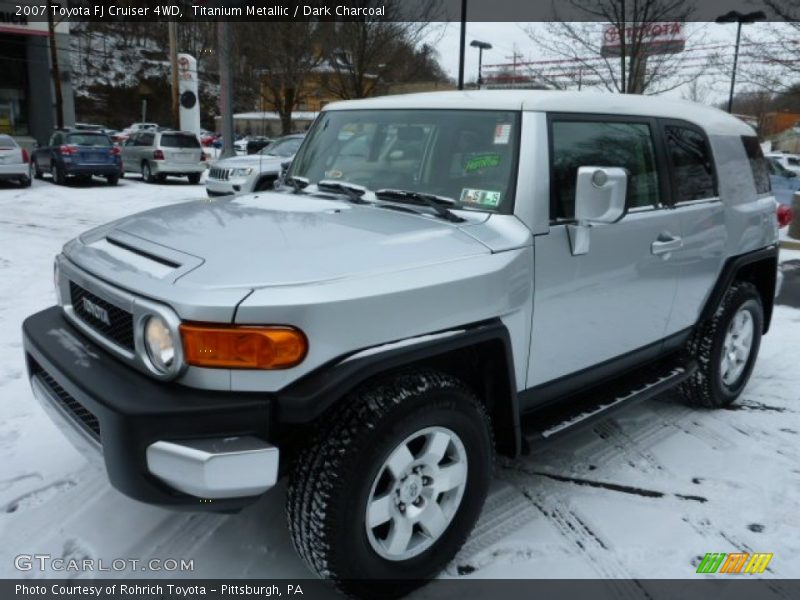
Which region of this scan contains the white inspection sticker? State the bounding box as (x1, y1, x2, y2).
(493, 123, 511, 145)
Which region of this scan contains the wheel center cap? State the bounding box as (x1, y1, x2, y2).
(398, 474, 423, 504)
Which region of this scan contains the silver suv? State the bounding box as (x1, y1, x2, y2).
(121, 130, 206, 184)
(23, 91, 779, 598)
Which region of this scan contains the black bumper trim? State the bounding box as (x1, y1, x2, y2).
(23, 306, 273, 511)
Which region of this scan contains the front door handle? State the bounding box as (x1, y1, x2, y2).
(651, 234, 683, 256)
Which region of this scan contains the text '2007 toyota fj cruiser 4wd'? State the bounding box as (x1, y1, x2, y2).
(23, 91, 780, 597)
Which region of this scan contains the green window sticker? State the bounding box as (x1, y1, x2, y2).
(460, 188, 502, 207)
(464, 153, 501, 173)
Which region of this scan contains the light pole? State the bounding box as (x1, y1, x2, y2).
(458, 0, 467, 90)
(470, 40, 492, 89)
(715, 10, 766, 113)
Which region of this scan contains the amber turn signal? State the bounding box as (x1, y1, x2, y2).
(180, 323, 308, 369)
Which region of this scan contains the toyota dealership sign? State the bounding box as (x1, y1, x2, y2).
(601, 22, 685, 57)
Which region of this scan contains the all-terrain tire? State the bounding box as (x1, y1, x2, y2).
(286, 369, 493, 599)
(679, 281, 763, 408)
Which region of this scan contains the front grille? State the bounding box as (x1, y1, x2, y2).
(209, 167, 231, 180)
(69, 281, 134, 351)
(30, 359, 101, 443)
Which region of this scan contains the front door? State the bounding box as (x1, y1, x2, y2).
(528, 116, 682, 388)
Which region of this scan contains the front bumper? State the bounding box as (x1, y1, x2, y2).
(205, 175, 253, 196)
(23, 306, 278, 510)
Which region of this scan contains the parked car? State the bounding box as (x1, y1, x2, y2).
(121, 130, 207, 184)
(766, 152, 800, 176)
(767, 156, 800, 206)
(31, 129, 121, 185)
(246, 136, 273, 155)
(0, 134, 31, 187)
(23, 91, 781, 598)
(200, 131, 219, 147)
(73, 122, 105, 132)
(205, 134, 303, 196)
(124, 122, 158, 134)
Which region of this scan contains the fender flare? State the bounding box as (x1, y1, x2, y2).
(275, 319, 522, 456)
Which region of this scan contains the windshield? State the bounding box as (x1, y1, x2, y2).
(66, 133, 112, 147)
(261, 136, 303, 157)
(288, 109, 520, 212)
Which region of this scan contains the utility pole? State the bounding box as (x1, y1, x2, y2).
(46, 1, 64, 129)
(218, 21, 235, 159)
(168, 21, 180, 130)
(457, 0, 467, 90)
(505, 49, 523, 87)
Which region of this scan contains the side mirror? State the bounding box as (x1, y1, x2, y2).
(568, 166, 628, 256)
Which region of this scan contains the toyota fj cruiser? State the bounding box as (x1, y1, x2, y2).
(23, 91, 779, 597)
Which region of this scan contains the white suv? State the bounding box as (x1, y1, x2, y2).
(206, 134, 304, 196)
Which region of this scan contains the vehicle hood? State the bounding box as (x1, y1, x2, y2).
(75, 192, 491, 290)
(212, 154, 287, 169)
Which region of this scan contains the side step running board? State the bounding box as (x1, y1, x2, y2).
(522, 358, 697, 443)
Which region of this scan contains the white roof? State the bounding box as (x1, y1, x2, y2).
(233, 111, 319, 121)
(324, 90, 754, 136)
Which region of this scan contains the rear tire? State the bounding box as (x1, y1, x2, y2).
(106, 174, 119, 186)
(142, 161, 155, 183)
(21, 176, 31, 188)
(52, 163, 66, 185)
(33, 162, 43, 179)
(679, 281, 763, 408)
(188, 173, 201, 185)
(287, 370, 493, 598)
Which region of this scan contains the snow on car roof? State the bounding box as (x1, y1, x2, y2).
(324, 90, 754, 137)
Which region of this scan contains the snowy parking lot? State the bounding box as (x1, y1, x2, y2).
(0, 175, 799, 591)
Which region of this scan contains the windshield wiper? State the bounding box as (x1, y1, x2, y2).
(374, 189, 465, 223)
(316, 180, 370, 204)
(283, 175, 309, 194)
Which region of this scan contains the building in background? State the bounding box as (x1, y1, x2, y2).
(0, 0, 74, 145)
(215, 111, 319, 137)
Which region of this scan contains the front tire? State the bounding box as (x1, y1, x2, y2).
(287, 370, 493, 598)
(680, 281, 763, 408)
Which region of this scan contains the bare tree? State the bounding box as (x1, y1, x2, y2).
(523, 0, 708, 95)
(319, 2, 441, 99)
(238, 22, 324, 134)
(739, 2, 800, 94)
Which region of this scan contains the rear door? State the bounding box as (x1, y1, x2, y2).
(659, 120, 726, 334)
(160, 133, 202, 165)
(528, 115, 682, 388)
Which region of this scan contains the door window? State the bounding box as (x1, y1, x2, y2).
(741, 136, 770, 194)
(663, 125, 717, 202)
(550, 120, 660, 220)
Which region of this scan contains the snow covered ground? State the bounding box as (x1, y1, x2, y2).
(0, 175, 798, 591)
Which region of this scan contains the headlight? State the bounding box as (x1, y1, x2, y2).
(53, 259, 62, 305)
(144, 315, 175, 373)
(233, 168, 253, 177)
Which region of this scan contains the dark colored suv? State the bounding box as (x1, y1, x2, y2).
(32, 130, 122, 186)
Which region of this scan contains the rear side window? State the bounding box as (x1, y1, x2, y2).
(551, 120, 660, 220)
(741, 136, 770, 194)
(160, 134, 200, 148)
(663, 125, 716, 202)
(66, 133, 111, 147)
(0, 134, 17, 148)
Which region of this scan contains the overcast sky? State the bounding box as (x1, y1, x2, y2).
(427, 21, 778, 106)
